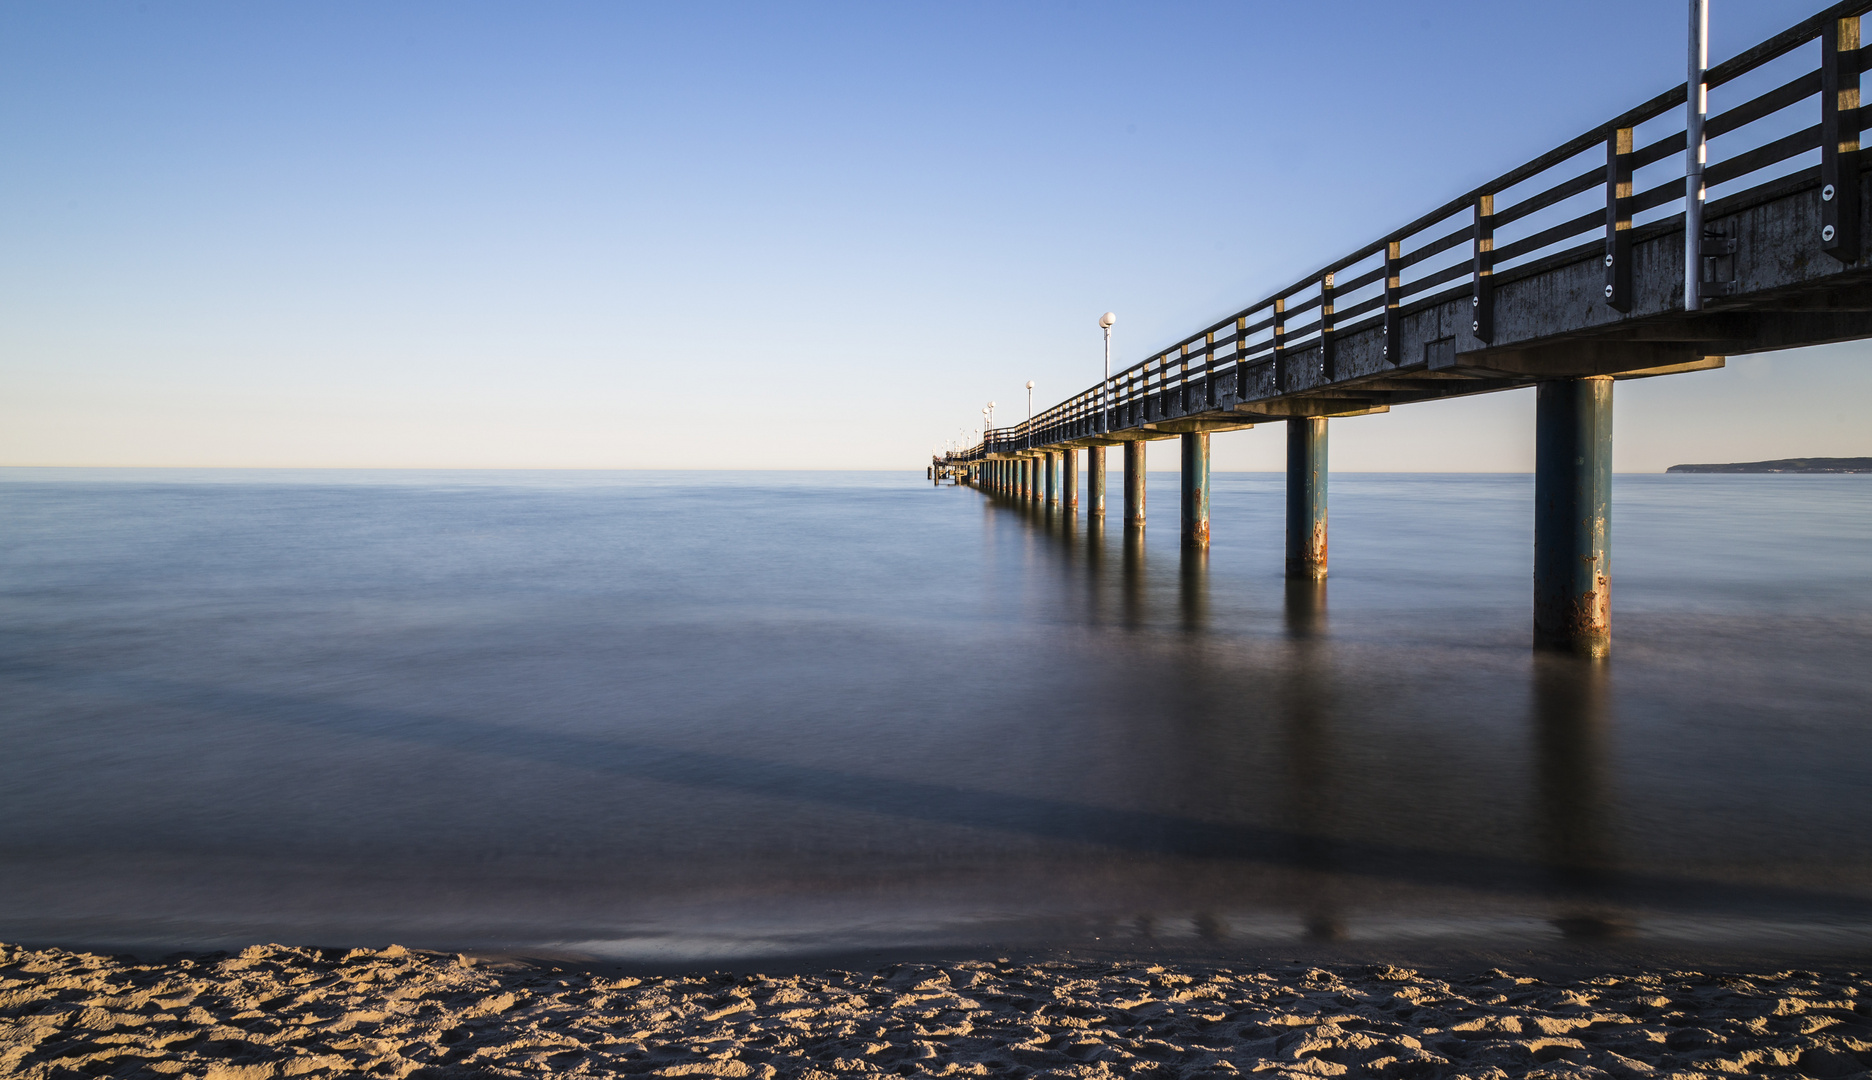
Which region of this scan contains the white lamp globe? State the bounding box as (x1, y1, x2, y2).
(1099, 312, 1116, 329)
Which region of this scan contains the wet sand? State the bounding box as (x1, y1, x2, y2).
(4, 942, 1869, 1078)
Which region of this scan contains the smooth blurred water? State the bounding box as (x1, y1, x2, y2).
(2, 468, 1869, 959)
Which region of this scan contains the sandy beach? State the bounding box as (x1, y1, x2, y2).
(3, 943, 1868, 1078)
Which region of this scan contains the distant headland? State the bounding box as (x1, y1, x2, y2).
(1666, 457, 1872, 474)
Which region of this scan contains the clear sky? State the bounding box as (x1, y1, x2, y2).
(3, 0, 1865, 471)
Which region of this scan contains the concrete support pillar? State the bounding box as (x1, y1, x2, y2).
(1029, 457, 1043, 504)
(1018, 459, 1029, 500)
(1180, 431, 1210, 548)
(1062, 449, 1078, 513)
(1045, 452, 1060, 507)
(1123, 440, 1146, 528)
(1534, 377, 1612, 658)
(1088, 446, 1106, 517)
(1285, 417, 1328, 580)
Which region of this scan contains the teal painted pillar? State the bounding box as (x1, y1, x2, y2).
(1029, 457, 1043, 504)
(1062, 449, 1078, 513)
(1285, 417, 1328, 580)
(1534, 377, 1612, 658)
(1123, 441, 1146, 528)
(1088, 446, 1106, 517)
(1045, 452, 1060, 507)
(1180, 431, 1210, 548)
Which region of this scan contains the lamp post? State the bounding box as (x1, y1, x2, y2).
(1685, 0, 1709, 312)
(1098, 312, 1116, 433)
(1025, 381, 1035, 448)
(985, 401, 996, 452)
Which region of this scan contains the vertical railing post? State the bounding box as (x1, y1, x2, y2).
(1604, 125, 1634, 312)
(1273, 297, 1288, 391)
(1822, 12, 1863, 263)
(1233, 316, 1249, 399)
(1382, 240, 1403, 365)
(1179, 344, 1190, 414)
(1319, 273, 1336, 381)
(1203, 331, 1215, 405)
(1473, 194, 1495, 342)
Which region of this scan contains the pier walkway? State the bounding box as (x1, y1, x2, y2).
(937, 2, 1872, 658)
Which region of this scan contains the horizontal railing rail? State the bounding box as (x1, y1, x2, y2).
(945, 2, 1871, 465)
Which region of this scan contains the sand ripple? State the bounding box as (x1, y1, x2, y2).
(2, 943, 1869, 1077)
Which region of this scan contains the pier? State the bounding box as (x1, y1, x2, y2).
(939, 2, 1872, 658)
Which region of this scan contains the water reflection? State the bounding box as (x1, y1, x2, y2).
(969, 483, 1869, 947)
(5, 474, 1864, 957)
(1280, 577, 1340, 939)
(1178, 545, 1208, 632)
(1532, 655, 1626, 938)
(1121, 525, 1146, 629)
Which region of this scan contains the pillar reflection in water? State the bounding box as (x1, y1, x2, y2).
(1121, 525, 1146, 630)
(1280, 577, 1340, 939)
(1532, 654, 1624, 937)
(1178, 544, 1207, 632)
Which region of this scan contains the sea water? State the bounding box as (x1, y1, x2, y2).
(1, 469, 1869, 960)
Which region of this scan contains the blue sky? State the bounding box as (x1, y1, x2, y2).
(2, 0, 1864, 470)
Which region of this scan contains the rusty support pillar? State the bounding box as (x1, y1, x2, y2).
(1062, 449, 1078, 513)
(1180, 432, 1210, 548)
(1534, 377, 1612, 658)
(1044, 452, 1058, 507)
(1123, 440, 1146, 528)
(1285, 417, 1328, 580)
(1018, 459, 1030, 501)
(1029, 457, 1043, 505)
(1088, 446, 1106, 517)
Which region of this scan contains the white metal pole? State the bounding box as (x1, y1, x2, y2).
(1686, 0, 1709, 311)
(1102, 326, 1112, 434)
